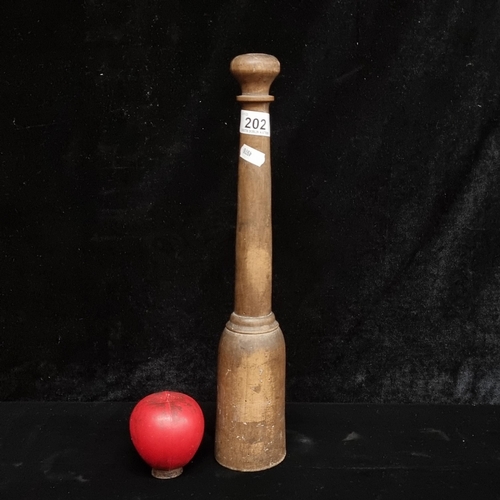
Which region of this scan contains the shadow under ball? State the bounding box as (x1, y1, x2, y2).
(215, 54, 286, 472)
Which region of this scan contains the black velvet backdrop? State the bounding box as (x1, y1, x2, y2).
(2, 0, 500, 403)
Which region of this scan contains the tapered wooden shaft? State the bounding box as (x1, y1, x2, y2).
(215, 54, 286, 472)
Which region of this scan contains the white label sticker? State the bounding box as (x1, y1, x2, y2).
(240, 144, 266, 167)
(239, 110, 270, 137)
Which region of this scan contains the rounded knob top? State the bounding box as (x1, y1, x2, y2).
(230, 53, 280, 97)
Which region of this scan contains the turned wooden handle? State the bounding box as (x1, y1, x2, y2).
(231, 54, 280, 317)
(215, 54, 286, 472)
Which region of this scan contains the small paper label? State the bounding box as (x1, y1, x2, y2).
(239, 110, 270, 137)
(240, 144, 266, 167)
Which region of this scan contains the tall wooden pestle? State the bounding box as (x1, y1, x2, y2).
(215, 54, 286, 472)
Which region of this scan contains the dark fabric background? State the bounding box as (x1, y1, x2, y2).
(1, 0, 500, 403)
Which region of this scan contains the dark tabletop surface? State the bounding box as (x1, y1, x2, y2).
(0, 402, 499, 499)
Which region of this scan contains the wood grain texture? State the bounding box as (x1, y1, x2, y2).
(215, 54, 286, 471)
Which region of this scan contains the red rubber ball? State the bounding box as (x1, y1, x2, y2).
(129, 391, 205, 472)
